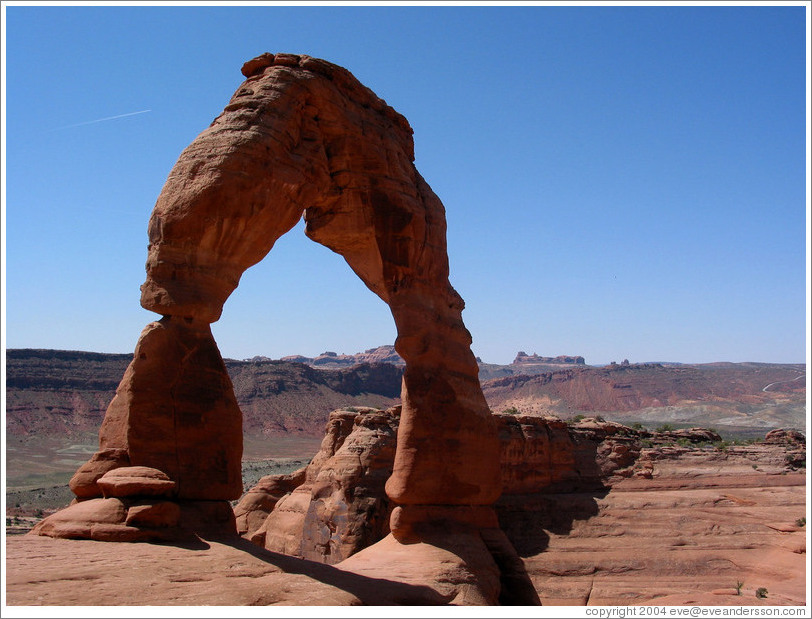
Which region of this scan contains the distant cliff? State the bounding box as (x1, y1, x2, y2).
(512, 352, 586, 366)
(250, 344, 405, 368)
(6, 349, 403, 439)
(6, 349, 805, 440)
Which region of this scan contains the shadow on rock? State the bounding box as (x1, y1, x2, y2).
(496, 486, 609, 557)
(220, 535, 455, 605)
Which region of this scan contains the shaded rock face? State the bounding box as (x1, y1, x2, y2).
(48, 53, 500, 542)
(764, 428, 806, 446)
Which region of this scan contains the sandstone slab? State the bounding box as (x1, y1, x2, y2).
(97, 466, 176, 498)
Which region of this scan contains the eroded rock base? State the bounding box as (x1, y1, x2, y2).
(31, 498, 236, 542)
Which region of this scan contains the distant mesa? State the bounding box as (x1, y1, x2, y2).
(278, 345, 405, 368)
(512, 352, 586, 366)
(259, 347, 586, 370)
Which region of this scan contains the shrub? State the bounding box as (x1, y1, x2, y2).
(656, 423, 675, 433)
(735, 581, 744, 595)
(631, 422, 645, 431)
(502, 406, 520, 415)
(755, 587, 768, 599)
(568, 414, 585, 425)
(796, 517, 806, 527)
(676, 438, 691, 447)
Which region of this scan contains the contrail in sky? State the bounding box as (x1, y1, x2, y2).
(51, 109, 152, 131)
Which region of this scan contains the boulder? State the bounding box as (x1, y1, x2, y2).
(764, 428, 806, 445)
(69, 447, 130, 499)
(97, 466, 176, 498)
(29, 498, 177, 543)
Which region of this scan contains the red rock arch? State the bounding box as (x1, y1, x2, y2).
(67, 53, 501, 535)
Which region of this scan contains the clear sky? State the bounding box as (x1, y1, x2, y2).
(2, 2, 809, 366)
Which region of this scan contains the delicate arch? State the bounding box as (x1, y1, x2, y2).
(72, 53, 501, 528)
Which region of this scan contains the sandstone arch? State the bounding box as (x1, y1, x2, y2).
(59, 53, 502, 533)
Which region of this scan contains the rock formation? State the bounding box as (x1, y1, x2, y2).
(34, 52, 525, 603)
(230, 408, 805, 604)
(235, 409, 644, 562)
(139, 50, 501, 512)
(244, 407, 399, 562)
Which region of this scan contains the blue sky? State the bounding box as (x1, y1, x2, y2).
(2, 2, 809, 365)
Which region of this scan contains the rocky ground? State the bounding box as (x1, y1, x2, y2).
(5, 424, 807, 607)
(524, 448, 807, 605)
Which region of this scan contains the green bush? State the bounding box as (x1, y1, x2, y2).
(755, 587, 768, 599)
(656, 423, 675, 432)
(796, 517, 806, 527)
(502, 406, 520, 415)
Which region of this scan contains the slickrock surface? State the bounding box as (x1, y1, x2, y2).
(523, 447, 806, 606)
(4, 535, 458, 605)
